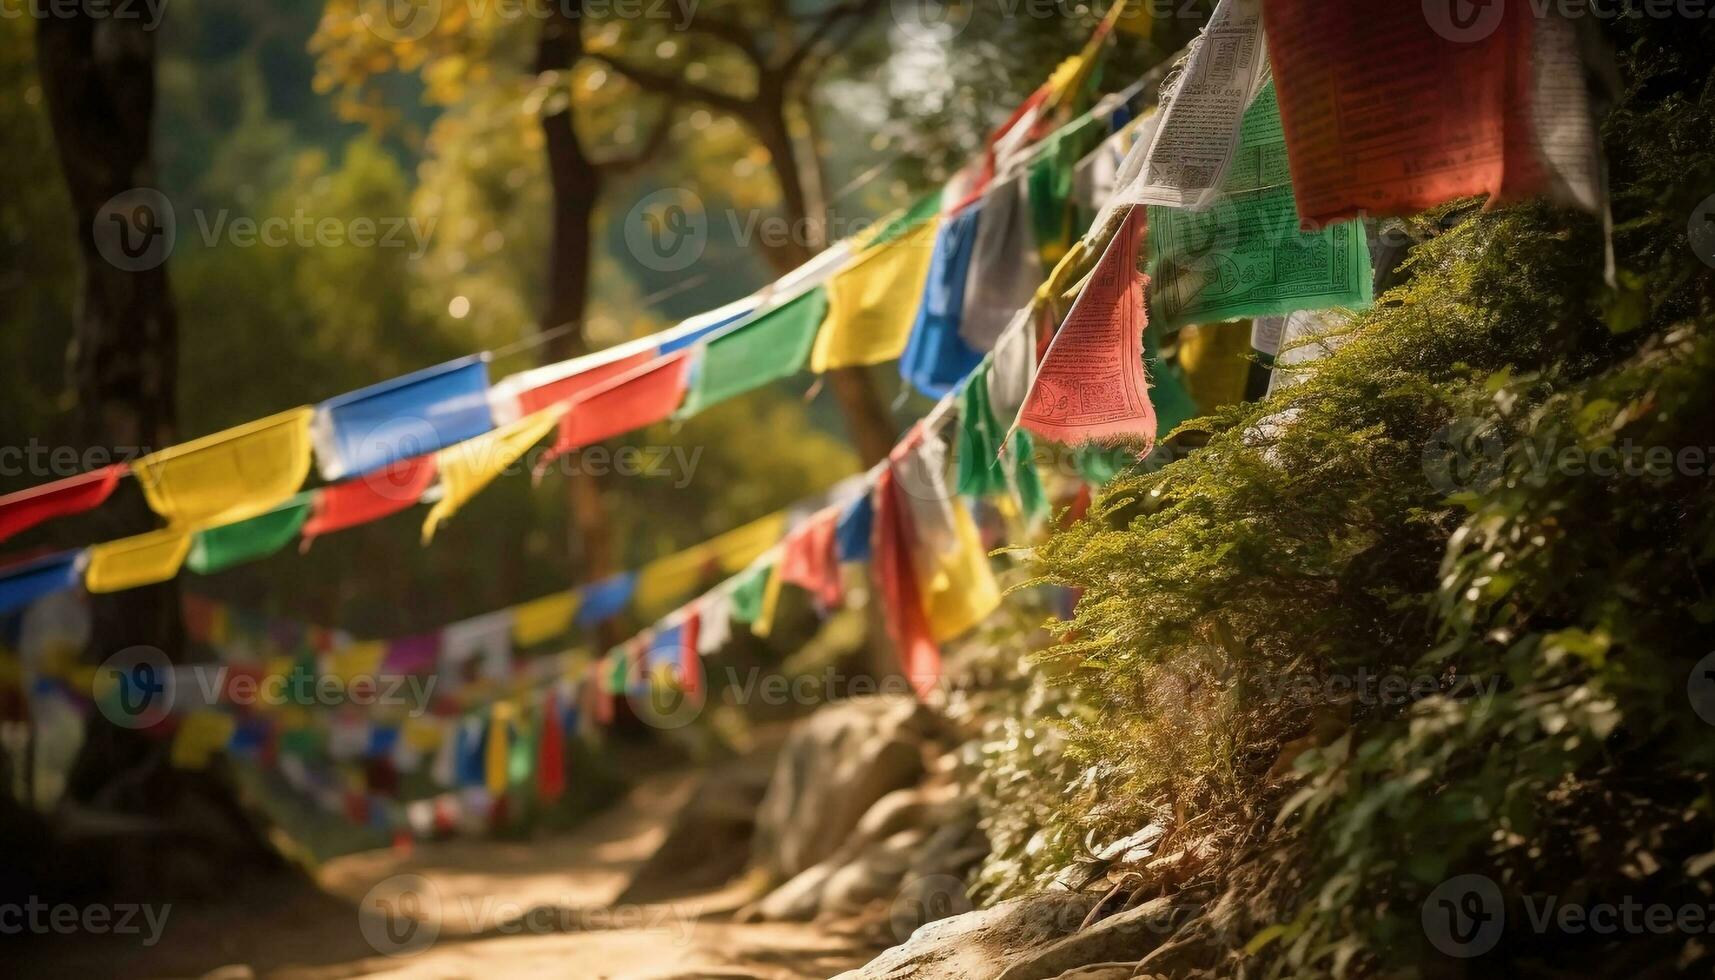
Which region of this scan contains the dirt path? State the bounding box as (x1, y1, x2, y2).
(13, 771, 884, 980)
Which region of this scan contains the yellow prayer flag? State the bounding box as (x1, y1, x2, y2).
(511, 591, 580, 647)
(485, 702, 514, 796)
(132, 407, 315, 528)
(752, 561, 786, 639)
(632, 510, 789, 619)
(329, 641, 385, 683)
(810, 218, 940, 372)
(1176, 320, 1254, 412)
(85, 528, 193, 593)
(422, 404, 567, 544)
(170, 710, 236, 770)
(403, 715, 445, 752)
(918, 499, 1002, 643)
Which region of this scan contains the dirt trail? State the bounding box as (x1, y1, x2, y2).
(13, 771, 884, 980)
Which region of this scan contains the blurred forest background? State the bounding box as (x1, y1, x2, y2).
(1, 0, 1176, 642)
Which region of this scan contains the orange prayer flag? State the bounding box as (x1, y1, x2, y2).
(1018, 206, 1156, 447)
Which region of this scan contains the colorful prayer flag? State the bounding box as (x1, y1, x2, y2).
(186, 494, 312, 575)
(422, 403, 566, 543)
(901, 205, 985, 397)
(576, 572, 637, 628)
(1019, 206, 1157, 445)
(810, 218, 941, 372)
(312, 355, 494, 482)
(85, 528, 193, 593)
(300, 454, 438, 544)
(511, 591, 579, 648)
(677, 288, 827, 417)
(0, 464, 125, 545)
(542, 352, 691, 466)
(0, 551, 85, 616)
(132, 407, 315, 529)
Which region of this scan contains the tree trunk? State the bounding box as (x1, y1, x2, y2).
(749, 88, 899, 467)
(36, 4, 277, 897)
(537, 4, 622, 644)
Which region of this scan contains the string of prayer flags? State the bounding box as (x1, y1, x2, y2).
(186, 494, 312, 575)
(313, 356, 494, 482)
(677, 288, 827, 417)
(84, 528, 193, 593)
(493, 349, 657, 425)
(1019, 206, 1158, 446)
(872, 467, 941, 699)
(510, 591, 579, 648)
(1260, 0, 1599, 225)
(960, 174, 1042, 352)
(0, 464, 126, 545)
(132, 407, 315, 529)
(0, 551, 84, 616)
(777, 508, 843, 610)
(900, 206, 985, 397)
(1103, 0, 1269, 216)
(421, 403, 566, 544)
(632, 510, 788, 618)
(300, 454, 438, 545)
(576, 572, 637, 628)
(810, 217, 941, 372)
(541, 352, 691, 466)
(1146, 83, 1373, 330)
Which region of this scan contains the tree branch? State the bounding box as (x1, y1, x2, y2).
(595, 104, 676, 173)
(586, 51, 754, 117)
(779, 0, 885, 78)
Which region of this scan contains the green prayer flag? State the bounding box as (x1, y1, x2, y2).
(729, 563, 771, 624)
(187, 494, 311, 575)
(872, 189, 944, 245)
(1147, 83, 1372, 330)
(956, 367, 1049, 519)
(678, 287, 827, 417)
(508, 712, 535, 785)
(605, 651, 629, 695)
(1028, 114, 1105, 267)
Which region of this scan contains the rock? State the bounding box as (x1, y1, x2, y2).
(993, 897, 1192, 980)
(1093, 824, 1166, 865)
(1047, 966, 1145, 980)
(750, 695, 936, 882)
(617, 762, 770, 905)
(830, 892, 1102, 980)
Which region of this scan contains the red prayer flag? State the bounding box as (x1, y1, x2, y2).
(0, 464, 125, 544)
(301, 454, 437, 544)
(514, 349, 658, 417)
(1019, 206, 1156, 446)
(778, 507, 843, 609)
(1262, 0, 1560, 226)
(680, 608, 703, 697)
(872, 468, 941, 701)
(536, 694, 565, 802)
(539, 352, 691, 471)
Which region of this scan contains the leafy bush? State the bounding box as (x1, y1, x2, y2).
(992, 15, 1715, 976)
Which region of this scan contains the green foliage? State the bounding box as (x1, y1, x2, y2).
(990, 15, 1715, 976)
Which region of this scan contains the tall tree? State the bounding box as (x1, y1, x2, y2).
(36, 3, 273, 890)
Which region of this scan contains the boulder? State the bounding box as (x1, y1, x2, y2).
(830, 892, 1103, 980)
(750, 695, 936, 882)
(993, 897, 1192, 980)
